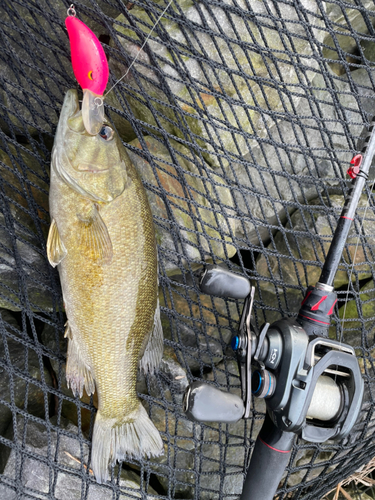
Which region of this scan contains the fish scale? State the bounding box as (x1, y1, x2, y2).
(47, 89, 163, 483)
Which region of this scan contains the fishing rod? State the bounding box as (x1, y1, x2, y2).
(181, 120, 375, 499)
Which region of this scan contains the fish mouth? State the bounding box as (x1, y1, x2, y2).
(77, 162, 109, 173)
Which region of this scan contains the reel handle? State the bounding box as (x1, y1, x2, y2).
(199, 265, 251, 299)
(183, 381, 244, 424)
(240, 413, 295, 500)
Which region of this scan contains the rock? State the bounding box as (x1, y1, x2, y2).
(286, 447, 335, 488)
(0, 142, 58, 312)
(150, 404, 196, 498)
(110, 1, 325, 167)
(198, 418, 246, 500)
(150, 400, 248, 499)
(360, 37, 375, 66)
(255, 194, 374, 325)
(0, 309, 52, 470)
(0, 2, 70, 137)
(0, 1, 127, 139)
(227, 70, 364, 246)
(162, 317, 223, 372)
(141, 345, 189, 402)
(345, 67, 375, 125)
(127, 136, 237, 274)
(0, 415, 157, 499)
(335, 279, 375, 348)
(323, 0, 375, 75)
(160, 282, 241, 374)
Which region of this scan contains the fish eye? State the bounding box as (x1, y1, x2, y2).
(99, 125, 114, 141)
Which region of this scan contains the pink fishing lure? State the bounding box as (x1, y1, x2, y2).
(65, 16, 109, 96)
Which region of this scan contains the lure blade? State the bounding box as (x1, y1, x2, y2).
(82, 89, 105, 136)
(65, 15, 108, 134)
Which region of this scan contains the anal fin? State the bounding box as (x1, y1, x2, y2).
(65, 323, 95, 398)
(140, 299, 164, 374)
(46, 219, 67, 268)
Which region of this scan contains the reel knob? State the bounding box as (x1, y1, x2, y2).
(199, 265, 251, 299)
(183, 381, 245, 424)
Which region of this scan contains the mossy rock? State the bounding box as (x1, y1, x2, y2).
(323, 1, 375, 75)
(226, 69, 363, 247)
(0, 415, 158, 499)
(0, 142, 57, 312)
(159, 282, 240, 373)
(127, 136, 237, 274)
(332, 279, 375, 348)
(110, 0, 325, 167)
(256, 194, 375, 324)
(0, 309, 52, 471)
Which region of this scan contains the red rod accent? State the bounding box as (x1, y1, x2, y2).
(298, 314, 330, 325)
(328, 299, 337, 316)
(341, 216, 353, 220)
(311, 295, 327, 311)
(259, 437, 291, 454)
(301, 290, 312, 306)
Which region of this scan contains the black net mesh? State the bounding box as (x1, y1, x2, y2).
(0, 0, 375, 498)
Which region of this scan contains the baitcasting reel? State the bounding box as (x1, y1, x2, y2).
(182, 112, 375, 499)
(183, 267, 363, 499)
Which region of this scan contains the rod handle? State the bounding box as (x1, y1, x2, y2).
(240, 414, 295, 500)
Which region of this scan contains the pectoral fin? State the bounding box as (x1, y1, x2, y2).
(77, 204, 113, 264)
(46, 219, 67, 268)
(140, 300, 164, 374)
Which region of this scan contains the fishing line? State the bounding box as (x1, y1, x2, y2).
(336, 122, 375, 382)
(103, 0, 174, 100)
(339, 194, 371, 344)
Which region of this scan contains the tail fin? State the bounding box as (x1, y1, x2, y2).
(91, 403, 163, 483)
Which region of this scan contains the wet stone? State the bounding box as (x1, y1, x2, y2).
(227, 70, 363, 247)
(162, 317, 223, 372)
(286, 447, 335, 488)
(159, 282, 241, 375)
(323, 0, 375, 75)
(149, 403, 197, 498)
(0, 309, 52, 469)
(255, 194, 375, 325)
(0, 416, 157, 499)
(335, 279, 375, 348)
(0, 142, 57, 312)
(128, 136, 237, 274)
(344, 67, 375, 135)
(111, 1, 325, 167)
(0, 308, 52, 427)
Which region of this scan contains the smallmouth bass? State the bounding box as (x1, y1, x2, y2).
(47, 90, 163, 483)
